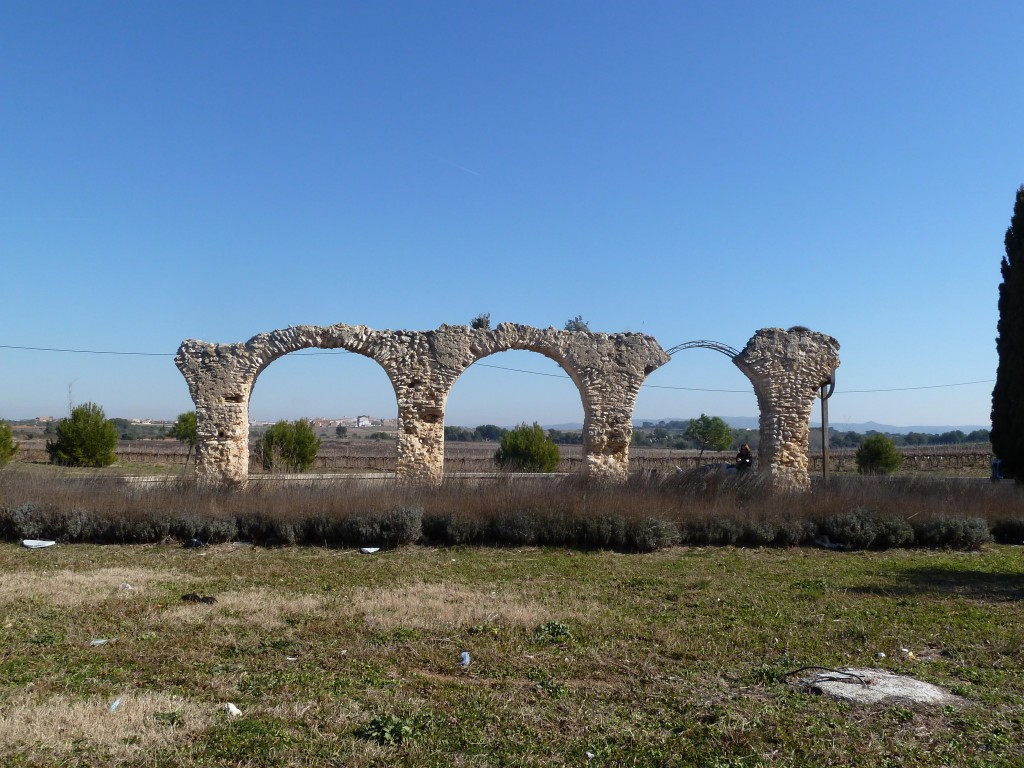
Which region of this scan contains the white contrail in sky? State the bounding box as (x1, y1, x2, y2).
(439, 158, 482, 177)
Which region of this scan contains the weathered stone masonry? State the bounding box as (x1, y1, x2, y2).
(732, 327, 841, 492)
(175, 323, 839, 490)
(175, 323, 671, 483)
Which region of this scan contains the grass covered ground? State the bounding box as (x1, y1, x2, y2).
(0, 542, 1021, 766)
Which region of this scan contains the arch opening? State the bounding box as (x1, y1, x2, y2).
(634, 344, 757, 469)
(444, 349, 586, 474)
(247, 349, 400, 474)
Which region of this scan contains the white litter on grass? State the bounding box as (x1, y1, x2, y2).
(119, 583, 134, 591)
(90, 639, 111, 647)
(21, 540, 56, 549)
(359, 547, 380, 554)
(458, 651, 471, 668)
(802, 667, 959, 706)
(224, 702, 242, 717)
(109, 697, 123, 713)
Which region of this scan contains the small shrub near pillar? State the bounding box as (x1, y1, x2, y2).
(494, 423, 560, 472)
(855, 435, 903, 475)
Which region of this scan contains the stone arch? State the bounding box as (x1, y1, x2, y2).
(444, 345, 589, 452)
(175, 324, 406, 481)
(439, 328, 603, 475)
(175, 322, 671, 483)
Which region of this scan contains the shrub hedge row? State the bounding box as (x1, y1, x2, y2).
(0, 498, 1006, 551)
(1, 470, 1020, 551)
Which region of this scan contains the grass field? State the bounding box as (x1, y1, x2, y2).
(1, 542, 1022, 766)
(8, 438, 996, 478)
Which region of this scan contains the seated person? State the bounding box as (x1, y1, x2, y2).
(735, 444, 753, 472)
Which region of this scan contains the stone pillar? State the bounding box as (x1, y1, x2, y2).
(373, 330, 458, 485)
(395, 399, 446, 483)
(551, 330, 670, 481)
(194, 401, 251, 481)
(579, 369, 652, 481)
(733, 327, 840, 491)
(175, 340, 257, 483)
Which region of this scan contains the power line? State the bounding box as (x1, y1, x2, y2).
(645, 383, 748, 392)
(0, 344, 172, 357)
(474, 362, 567, 379)
(0, 343, 996, 393)
(837, 379, 993, 393)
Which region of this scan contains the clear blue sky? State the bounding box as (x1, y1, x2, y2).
(3, 1, 1021, 429)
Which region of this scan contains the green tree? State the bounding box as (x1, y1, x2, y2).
(966, 429, 991, 443)
(444, 426, 473, 442)
(335, 425, 348, 438)
(564, 315, 590, 333)
(474, 424, 506, 441)
(855, 434, 904, 475)
(260, 418, 321, 472)
(46, 402, 119, 467)
(0, 420, 18, 466)
(471, 313, 491, 330)
(993, 189, 1024, 479)
(494, 422, 560, 472)
(684, 414, 733, 458)
(168, 410, 198, 465)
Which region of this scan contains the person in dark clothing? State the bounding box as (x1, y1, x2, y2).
(735, 444, 753, 473)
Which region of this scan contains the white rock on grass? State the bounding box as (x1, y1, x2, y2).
(803, 668, 959, 706)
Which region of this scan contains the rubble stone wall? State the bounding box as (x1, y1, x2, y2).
(732, 327, 841, 491)
(175, 323, 670, 483)
(175, 323, 839, 490)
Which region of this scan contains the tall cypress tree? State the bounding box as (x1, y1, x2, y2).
(991, 186, 1024, 478)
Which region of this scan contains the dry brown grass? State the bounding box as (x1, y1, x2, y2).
(153, 588, 325, 631)
(349, 581, 558, 631)
(0, 690, 209, 759)
(0, 567, 178, 607)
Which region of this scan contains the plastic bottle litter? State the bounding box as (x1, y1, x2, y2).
(225, 702, 242, 717)
(119, 583, 134, 591)
(90, 639, 111, 647)
(458, 651, 471, 668)
(110, 697, 123, 712)
(359, 547, 380, 554)
(21, 540, 56, 549)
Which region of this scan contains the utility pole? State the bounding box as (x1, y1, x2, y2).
(820, 374, 835, 482)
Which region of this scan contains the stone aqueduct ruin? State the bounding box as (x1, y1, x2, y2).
(175, 324, 840, 491)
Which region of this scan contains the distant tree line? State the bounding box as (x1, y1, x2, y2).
(109, 418, 170, 440)
(634, 419, 991, 451)
(632, 420, 758, 452)
(829, 429, 991, 449)
(444, 424, 583, 445)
